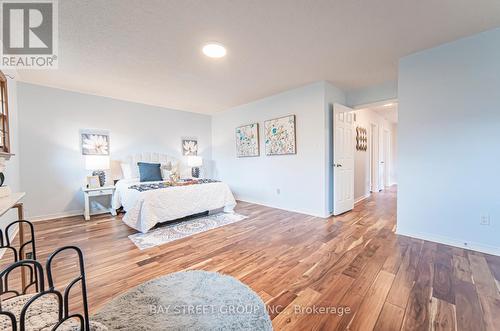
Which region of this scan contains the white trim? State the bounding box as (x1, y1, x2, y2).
(28, 210, 83, 222)
(355, 194, 371, 204)
(396, 229, 500, 257)
(28, 209, 112, 222)
(236, 198, 329, 219)
(353, 98, 398, 110)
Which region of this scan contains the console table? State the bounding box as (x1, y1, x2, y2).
(0, 192, 27, 288)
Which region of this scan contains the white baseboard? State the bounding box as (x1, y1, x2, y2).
(355, 194, 371, 204)
(28, 209, 83, 222)
(28, 208, 111, 222)
(396, 229, 500, 256)
(236, 198, 329, 219)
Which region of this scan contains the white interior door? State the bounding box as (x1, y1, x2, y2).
(379, 129, 386, 190)
(333, 104, 354, 215)
(383, 130, 391, 186)
(370, 123, 379, 192)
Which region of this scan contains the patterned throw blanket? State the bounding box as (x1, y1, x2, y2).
(129, 179, 220, 192)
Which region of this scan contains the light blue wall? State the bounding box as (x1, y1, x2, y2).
(212, 82, 339, 218)
(346, 81, 398, 107)
(18, 83, 212, 219)
(397, 27, 500, 255)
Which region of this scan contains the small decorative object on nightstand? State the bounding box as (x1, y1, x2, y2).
(0, 157, 11, 197)
(187, 156, 202, 178)
(85, 155, 110, 187)
(82, 185, 116, 221)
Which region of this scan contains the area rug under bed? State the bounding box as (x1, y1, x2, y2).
(129, 212, 248, 249)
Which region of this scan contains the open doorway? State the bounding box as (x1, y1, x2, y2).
(331, 101, 398, 215)
(355, 100, 398, 202)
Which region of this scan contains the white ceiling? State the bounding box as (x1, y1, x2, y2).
(16, 0, 500, 114)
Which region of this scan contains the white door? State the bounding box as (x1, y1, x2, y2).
(333, 104, 355, 215)
(379, 129, 386, 190)
(370, 123, 379, 192)
(383, 130, 391, 187)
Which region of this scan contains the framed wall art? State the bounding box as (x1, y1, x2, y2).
(182, 139, 198, 156)
(81, 130, 110, 155)
(86, 175, 101, 188)
(235, 123, 259, 157)
(264, 115, 296, 156)
(356, 127, 368, 151)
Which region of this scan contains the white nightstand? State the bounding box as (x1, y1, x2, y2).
(82, 186, 117, 221)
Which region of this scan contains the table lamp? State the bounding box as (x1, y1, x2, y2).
(187, 156, 202, 178)
(85, 155, 110, 186)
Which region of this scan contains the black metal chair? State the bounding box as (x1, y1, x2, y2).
(0, 220, 92, 330)
(0, 220, 38, 295)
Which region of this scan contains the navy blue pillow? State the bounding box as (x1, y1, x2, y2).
(138, 162, 162, 182)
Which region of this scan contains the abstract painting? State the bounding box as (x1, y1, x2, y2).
(235, 123, 259, 157)
(182, 139, 198, 156)
(81, 130, 110, 155)
(264, 115, 296, 155)
(356, 127, 368, 151)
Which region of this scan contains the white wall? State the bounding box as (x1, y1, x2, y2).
(18, 83, 212, 220)
(212, 82, 345, 217)
(352, 108, 395, 202)
(398, 27, 500, 255)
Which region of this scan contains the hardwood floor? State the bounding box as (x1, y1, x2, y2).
(5, 186, 500, 330)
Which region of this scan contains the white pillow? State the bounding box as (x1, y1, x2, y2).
(162, 161, 181, 180)
(120, 163, 133, 179)
(161, 169, 172, 180)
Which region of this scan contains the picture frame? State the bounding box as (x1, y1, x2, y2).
(86, 175, 101, 188)
(356, 127, 368, 151)
(264, 115, 297, 156)
(235, 123, 260, 157)
(182, 138, 198, 156)
(81, 129, 110, 156)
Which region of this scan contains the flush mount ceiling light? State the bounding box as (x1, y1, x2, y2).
(202, 43, 226, 58)
(383, 103, 394, 107)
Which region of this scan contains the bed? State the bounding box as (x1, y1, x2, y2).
(111, 153, 236, 233)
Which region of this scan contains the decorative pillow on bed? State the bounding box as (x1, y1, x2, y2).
(138, 162, 163, 182)
(120, 163, 133, 179)
(161, 163, 172, 181)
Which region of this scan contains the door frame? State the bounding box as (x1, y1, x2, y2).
(355, 98, 397, 192)
(369, 122, 379, 192)
(383, 129, 391, 187)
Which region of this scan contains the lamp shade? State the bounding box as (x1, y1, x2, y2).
(187, 156, 202, 167)
(85, 155, 110, 171)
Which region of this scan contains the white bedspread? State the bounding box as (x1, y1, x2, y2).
(112, 179, 237, 233)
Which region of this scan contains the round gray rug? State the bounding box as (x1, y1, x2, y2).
(92, 270, 273, 330)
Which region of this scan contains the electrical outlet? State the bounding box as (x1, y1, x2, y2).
(480, 215, 490, 226)
(276, 188, 281, 195)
